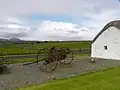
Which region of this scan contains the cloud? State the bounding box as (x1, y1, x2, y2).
(0, 19, 98, 41)
(0, 0, 120, 17)
(0, 32, 27, 39)
(0, 0, 120, 40)
(0, 0, 81, 16)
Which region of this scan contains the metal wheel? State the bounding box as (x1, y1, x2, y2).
(36, 48, 58, 73)
(59, 47, 74, 65)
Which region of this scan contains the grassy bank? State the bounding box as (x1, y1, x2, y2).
(9, 58, 36, 64)
(5, 53, 89, 64)
(17, 66, 120, 90)
(0, 41, 91, 55)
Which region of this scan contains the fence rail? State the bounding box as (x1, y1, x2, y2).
(0, 47, 91, 56)
(1, 51, 90, 60)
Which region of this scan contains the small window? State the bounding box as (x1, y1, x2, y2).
(104, 46, 107, 50)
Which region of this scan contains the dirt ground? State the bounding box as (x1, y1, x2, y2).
(1, 56, 120, 90)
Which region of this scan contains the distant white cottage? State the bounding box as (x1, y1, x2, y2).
(91, 20, 120, 60)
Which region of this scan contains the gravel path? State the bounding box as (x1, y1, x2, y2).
(1, 56, 120, 90)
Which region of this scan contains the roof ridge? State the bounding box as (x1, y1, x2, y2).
(92, 20, 120, 43)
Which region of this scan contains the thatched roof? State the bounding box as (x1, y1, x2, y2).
(92, 20, 120, 43)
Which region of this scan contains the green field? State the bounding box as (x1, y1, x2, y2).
(18, 66, 120, 90)
(3, 53, 89, 64)
(0, 41, 91, 55)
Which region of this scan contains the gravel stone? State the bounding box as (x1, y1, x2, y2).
(0, 56, 120, 90)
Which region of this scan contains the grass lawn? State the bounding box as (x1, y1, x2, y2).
(74, 53, 90, 56)
(9, 58, 37, 64)
(0, 41, 91, 55)
(17, 66, 120, 90)
(7, 53, 89, 64)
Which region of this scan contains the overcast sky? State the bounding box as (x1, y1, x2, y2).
(0, 0, 120, 41)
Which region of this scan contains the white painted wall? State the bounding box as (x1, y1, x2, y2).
(91, 26, 120, 60)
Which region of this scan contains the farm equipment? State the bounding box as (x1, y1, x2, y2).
(23, 46, 74, 73)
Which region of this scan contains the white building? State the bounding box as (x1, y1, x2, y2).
(91, 20, 120, 60)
